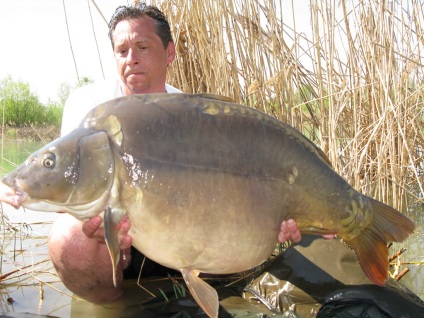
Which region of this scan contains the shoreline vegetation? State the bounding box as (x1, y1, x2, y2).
(0, 125, 60, 143)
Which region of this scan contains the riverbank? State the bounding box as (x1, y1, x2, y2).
(0, 125, 60, 143)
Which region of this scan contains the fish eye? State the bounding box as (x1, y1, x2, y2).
(43, 153, 56, 168)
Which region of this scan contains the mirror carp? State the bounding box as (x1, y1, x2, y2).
(0, 94, 415, 318)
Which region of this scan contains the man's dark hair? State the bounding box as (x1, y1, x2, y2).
(108, 3, 173, 50)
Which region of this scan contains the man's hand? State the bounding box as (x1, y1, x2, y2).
(81, 215, 133, 268)
(278, 219, 302, 243)
(278, 219, 336, 243)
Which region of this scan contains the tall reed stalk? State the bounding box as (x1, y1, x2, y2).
(152, 0, 423, 213)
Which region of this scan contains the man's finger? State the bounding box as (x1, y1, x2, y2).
(278, 219, 302, 243)
(278, 220, 290, 243)
(82, 215, 103, 237)
(121, 235, 132, 250)
(286, 219, 301, 243)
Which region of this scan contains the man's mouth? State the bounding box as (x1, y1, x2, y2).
(127, 71, 144, 77)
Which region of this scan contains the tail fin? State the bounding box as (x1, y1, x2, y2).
(345, 197, 415, 286)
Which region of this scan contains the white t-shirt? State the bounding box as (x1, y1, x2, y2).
(60, 79, 182, 136)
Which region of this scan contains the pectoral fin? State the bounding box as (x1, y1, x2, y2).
(181, 268, 219, 318)
(104, 206, 125, 287)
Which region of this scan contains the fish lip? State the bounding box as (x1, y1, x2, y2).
(0, 181, 28, 209)
(12, 189, 29, 208)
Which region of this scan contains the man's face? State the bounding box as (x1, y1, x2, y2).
(112, 17, 175, 95)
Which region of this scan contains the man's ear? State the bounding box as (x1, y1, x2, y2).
(166, 41, 176, 64)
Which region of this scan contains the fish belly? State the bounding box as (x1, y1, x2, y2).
(128, 167, 284, 274)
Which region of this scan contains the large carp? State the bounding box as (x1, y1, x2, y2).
(0, 94, 415, 318)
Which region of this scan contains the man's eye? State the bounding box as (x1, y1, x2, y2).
(115, 47, 127, 55)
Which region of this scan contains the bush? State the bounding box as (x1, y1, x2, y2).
(0, 75, 63, 127)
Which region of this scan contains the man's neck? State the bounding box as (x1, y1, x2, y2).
(120, 83, 167, 95)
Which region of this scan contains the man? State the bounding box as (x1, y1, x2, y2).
(48, 3, 304, 305)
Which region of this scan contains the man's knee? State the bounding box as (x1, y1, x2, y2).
(48, 214, 82, 252)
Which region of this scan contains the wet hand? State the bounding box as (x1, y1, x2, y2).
(278, 219, 302, 243)
(278, 219, 335, 243)
(82, 215, 133, 268)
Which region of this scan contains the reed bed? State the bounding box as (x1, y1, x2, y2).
(153, 0, 424, 213)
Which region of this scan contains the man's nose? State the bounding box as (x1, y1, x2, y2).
(127, 48, 140, 65)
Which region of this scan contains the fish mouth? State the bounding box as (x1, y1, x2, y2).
(0, 181, 28, 209)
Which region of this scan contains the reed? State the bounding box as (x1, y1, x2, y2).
(153, 0, 423, 212)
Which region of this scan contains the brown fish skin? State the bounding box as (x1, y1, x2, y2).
(0, 94, 415, 318)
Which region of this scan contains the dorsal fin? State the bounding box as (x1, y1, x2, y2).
(314, 145, 333, 167)
(194, 93, 234, 103)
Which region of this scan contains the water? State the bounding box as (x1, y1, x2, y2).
(392, 203, 424, 300)
(0, 141, 45, 176)
(0, 141, 423, 317)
